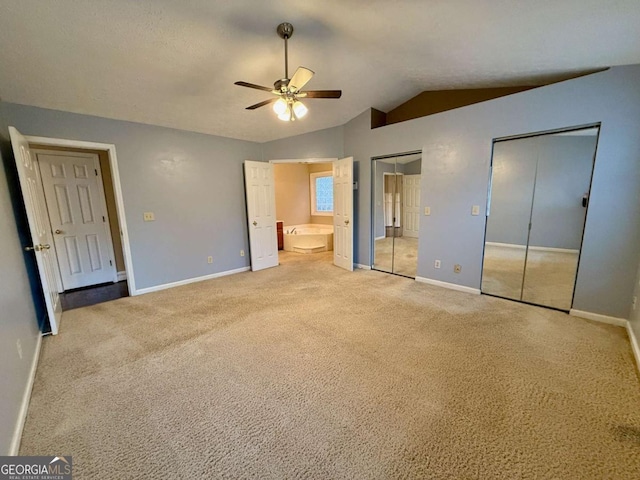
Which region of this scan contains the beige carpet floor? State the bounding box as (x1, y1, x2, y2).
(374, 236, 419, 277)
(482, 244, 579, 310)
(20, 251, 640, 479)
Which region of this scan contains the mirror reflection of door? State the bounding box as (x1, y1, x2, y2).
(482, 126, 599, 311)
(372, 152, 422, 278)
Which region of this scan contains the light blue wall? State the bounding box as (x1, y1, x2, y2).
(1, 103, 262, 290)
(0, 102, 42, 454)
(262, 125, 344, 160)
(342, 65, 640, 318)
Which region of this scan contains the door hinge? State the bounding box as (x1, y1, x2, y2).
(95, 168, 98, 176)
(109, 260, 112, 266)
(103, 216, 106, 222)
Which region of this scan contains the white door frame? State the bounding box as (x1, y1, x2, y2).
(23, 135, 136, 296)
(269, 158, 338, 164)
(33, 149, 118, 291)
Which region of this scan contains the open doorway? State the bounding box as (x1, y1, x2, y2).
(243, 157, 353, 272)
(27, 144, 129, 311)
(29, 144, 129, 311)
(273, 160, 335, 258)
(9, 127, 135, 335)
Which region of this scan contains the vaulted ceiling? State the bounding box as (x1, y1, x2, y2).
(0, 0, 639, 142)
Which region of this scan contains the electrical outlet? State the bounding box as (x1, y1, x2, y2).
(633, 296, 637, 310)
(16, 339, 23, 360)
(240, 250, 245, 257)
(207, 256, 213, 264)
(471, 205, 480, 216)
(434, 259, 441, 269)
(454, 264, 462, 273)
(143, 212, 155, 222)
(424, 206, 431, 216)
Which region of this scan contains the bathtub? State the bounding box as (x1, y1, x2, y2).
(283, 224, 334, 254)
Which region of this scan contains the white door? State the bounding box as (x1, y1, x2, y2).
(244, 161, 278, 271)
(37, 151, 116, 290)
(9, 127, 62, 335)
(333, 157, 354, 271)
(403, 174, 421, 238)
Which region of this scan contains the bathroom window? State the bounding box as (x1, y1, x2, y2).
(310, 172, 333, 216)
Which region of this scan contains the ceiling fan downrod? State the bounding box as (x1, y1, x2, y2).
(277, 22, 294, 82)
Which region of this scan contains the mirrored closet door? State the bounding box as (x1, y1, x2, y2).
(372, 152, 422, 278)
(482, 126, 599, 310)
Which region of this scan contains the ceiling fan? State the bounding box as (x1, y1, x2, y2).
(234, 22, 342, 122)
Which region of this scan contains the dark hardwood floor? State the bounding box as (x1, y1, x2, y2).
(60, 281, 129, 311)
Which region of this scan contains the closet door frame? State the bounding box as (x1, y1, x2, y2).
(481, 123, 601, 312)
(370, 150, 422, 278)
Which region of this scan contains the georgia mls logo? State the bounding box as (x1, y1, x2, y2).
(0, 455, 73, 480)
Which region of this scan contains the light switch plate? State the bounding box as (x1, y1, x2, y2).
(471, 205, 480, 216)
(424, 206, 431, 216)
(143, 212, 155, 222)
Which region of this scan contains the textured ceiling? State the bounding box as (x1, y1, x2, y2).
(0, 0, 639, 143)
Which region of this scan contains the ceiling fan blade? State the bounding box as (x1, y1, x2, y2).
(299, 90, 342, 99)
(234, 81, 275, 93)
(246, 98, 279, 110)
(289, 67, 315, 92)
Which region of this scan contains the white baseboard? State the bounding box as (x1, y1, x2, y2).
(415, 276, 481, 295)
(486, 242, 578, 254)
(355, 263, 371, 270)
(569, 309, 628, 327)
(529, 246, 579, 254)
(374, 235, 386, 241)
(116, 271, 127, 282)
(9, 333, 42, 456)
(625, 321, 640, 374)
(135, 266, 250, 295)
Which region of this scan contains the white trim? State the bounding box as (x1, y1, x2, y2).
(9, 334, 42, 456)
(24, 135, 136, 296)
(269, 157, 338, 164)
(626, 321, 640, 374)
(117, 271, 127, 282)
(415, 276, 481, 295)
(355, 263, 371, 270)
(135, 267, 250, 295)
(375, 235, 386, 241)
(486, 242, 579, 254)
(569, 309, 628, 327)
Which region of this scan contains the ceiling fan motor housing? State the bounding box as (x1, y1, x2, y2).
(274, 78, 290, 92)
(277, 22, 294, 39)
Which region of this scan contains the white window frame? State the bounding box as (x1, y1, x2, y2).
(310, 171, 333, 216)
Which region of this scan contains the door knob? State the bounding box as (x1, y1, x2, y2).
(55, 229, 63, 234)
(253, 221, 258, 226)
(344, 219, 350, 225)
(24, 244, 51, 252)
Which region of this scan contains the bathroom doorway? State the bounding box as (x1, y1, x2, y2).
(272, 159, 337, 261)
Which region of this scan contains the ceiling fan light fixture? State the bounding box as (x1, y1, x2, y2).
(277, 107, 292, 122)
(234, 23, 341, 119)
(273, 98, 288, 115)
(292, 100, 308, 119)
